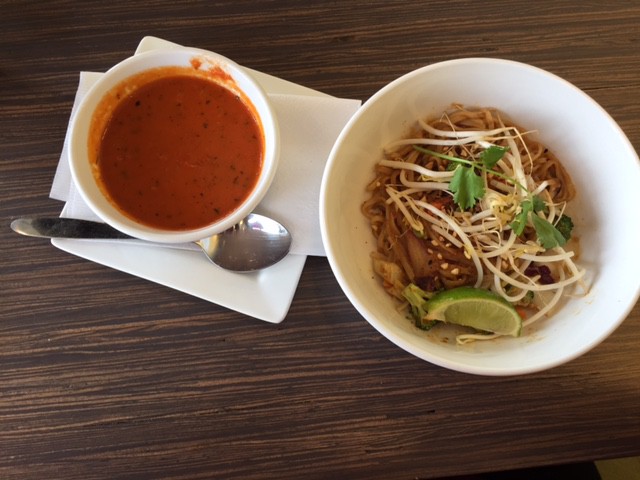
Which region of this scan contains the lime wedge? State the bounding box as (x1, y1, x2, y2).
(424, 287, 522, 337)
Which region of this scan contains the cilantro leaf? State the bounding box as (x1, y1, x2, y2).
(480, 146, 509, 169)
(510, 200, 533, 236)
(530, 194, 546, 213)
(449, 165, 484, 210)
(531, 214, 567, 249)
(510, 194, 548, 236)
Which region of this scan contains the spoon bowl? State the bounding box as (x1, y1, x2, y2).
(11, 213, 291, 272)
(196, 214, 291, 271)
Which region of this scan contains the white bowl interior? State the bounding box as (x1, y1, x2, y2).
(320, 58, 640, 375)
(69, 48, 279, 243)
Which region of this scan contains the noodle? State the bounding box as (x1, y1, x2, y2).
(362, 104, 585, 343)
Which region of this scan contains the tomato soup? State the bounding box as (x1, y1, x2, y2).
(90, 67, 264, 231)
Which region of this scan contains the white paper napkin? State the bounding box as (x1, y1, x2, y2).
(50, 44, 361, 257)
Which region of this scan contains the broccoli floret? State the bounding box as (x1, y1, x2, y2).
(520, 290, 535, 306)
(555, 214, 574, 241)
(402, 284, 438, 331)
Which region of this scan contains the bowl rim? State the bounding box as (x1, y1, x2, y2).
(68, 47, 280, 244)
(320, 57, 640, 375)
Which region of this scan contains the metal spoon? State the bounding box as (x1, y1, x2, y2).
(10, 214, 292, 272)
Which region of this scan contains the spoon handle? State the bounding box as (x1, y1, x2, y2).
(10, 217, 133, 240)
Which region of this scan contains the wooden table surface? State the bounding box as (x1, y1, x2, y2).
(2, 1, 639, 479)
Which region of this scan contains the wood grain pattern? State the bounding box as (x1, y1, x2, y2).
(1, 1, 639, 479)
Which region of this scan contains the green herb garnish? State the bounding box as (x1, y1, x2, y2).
(449, 165, 485, 210)
(531, 214, 567, 249)
(415, 145, 511, 210)
(510, 196, 569, 249)
(414, 145, 569, 249)
(510, 195, 546, 236)
(480, 145, 509, 168)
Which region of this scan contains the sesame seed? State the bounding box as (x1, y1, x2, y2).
(451, 268, 460, 275)
(440, 263, 449, 270)
(437, 253, 443, 260)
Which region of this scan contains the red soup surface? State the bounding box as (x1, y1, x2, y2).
(91, 69, 264, 231)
